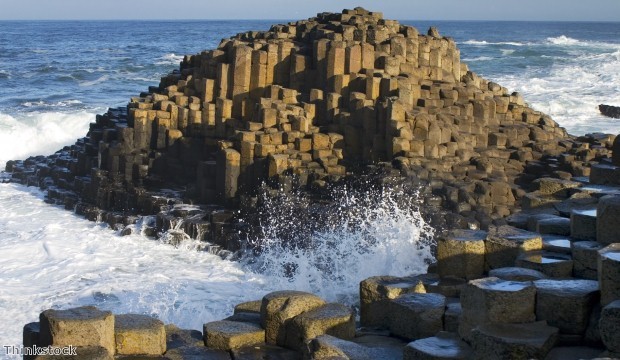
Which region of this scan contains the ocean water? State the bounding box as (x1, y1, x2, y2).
(0, 19, 619, 355)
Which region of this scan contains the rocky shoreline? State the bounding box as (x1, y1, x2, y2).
(7, 7, 620, 360)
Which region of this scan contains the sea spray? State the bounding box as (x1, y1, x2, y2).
(240, 182, 436, 305)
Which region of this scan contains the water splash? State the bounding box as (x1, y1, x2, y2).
(241, 183, 436, 305)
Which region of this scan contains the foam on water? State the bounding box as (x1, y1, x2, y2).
(155, 53, 184, 66)
(0, 112, 93, 169)
(0, 180, 435, 355)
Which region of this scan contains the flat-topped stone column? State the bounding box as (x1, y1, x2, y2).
(533, 279, 599, 335)
(471, 321, 559, 360)
(600, 300, 620, 353)
(572, 241, 604, 280)
(571, 208, 597, 241)
(459, 277, 536, 340)
(599, 244, 620, 306)
(485, 226, 542, 270)
(597, 195, 620, 245)
(404, 331, 472, 360)
(437, 229, 486, 280)
(388, 292, 446, 340)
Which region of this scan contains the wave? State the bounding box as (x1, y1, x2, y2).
(462, 56, 494, 62)
(0, 111, 93, 168)
(0, 70, 9, 79)
(155, 53, 184, 66)
(501, 49, 516, 56)
(21, 99, 83, 108)
(462, 40, 526, 46)
(546, 35, 580, 45)
(78, 75, 110, 87)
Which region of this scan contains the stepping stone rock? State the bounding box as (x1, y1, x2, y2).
(488, 267, 548, 282)
(536, 217, 571, 236)
(571, 208, 597, 241)
(165, 324, 203, 349)
(234, 300, 262, 314)
(39, 306, 115, 355)
(303, 334, 400, 360)
(597, 195, 620, 245)
(115, 314, 166, 355)
(437, 229, 486, 280)
(544, 346, 605, 360)
(531, 177, 581, 197)
(424, 276, 467, 298)
(35, 346, 113, 360)
(164, 346, 231, 360)
(459, 277, 536, 340)
(203, 320, 264, 351)
(542, 235, 572, 254)
(360, 275, 431, 327)
(445, 300, 462, 333)
(260, 291, 325, 345)
(534, 279, 600, 334)
(485, 226, 542, 270)
(515, 251, 574, 278)
(388, 292, 446, 340)
(284, 303, 355, 350)
(572, 241, 604, 280)
(404, 331, 472, 360)
(231, 344, 301, 360)
(598, 244, 620, 306)
(599, 300, 620, 353)
(471, 321, 559, 360)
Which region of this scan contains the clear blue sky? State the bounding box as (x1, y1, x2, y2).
(1, 0, 620, 21)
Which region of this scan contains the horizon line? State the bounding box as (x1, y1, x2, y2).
(1, 18, 619, 23)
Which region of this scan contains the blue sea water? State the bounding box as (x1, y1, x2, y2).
(0, 19, 619, 356)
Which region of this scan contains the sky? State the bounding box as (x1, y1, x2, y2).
(1, 0, 620, 21)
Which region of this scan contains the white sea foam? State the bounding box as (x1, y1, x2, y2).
(462, 56, 494, 62)
(21, 99, 82, 108)
(463, 40, 526, 46)
(0, 182, 435, 354)
(78, 75, 110, 87)
(501, 49, 516, 56)
(0, 111, 93, 168)
(155, 53, 184, 66)
(546, 35, 580, 45)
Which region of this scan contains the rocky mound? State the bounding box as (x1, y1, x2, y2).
(5, 8, 614, 251)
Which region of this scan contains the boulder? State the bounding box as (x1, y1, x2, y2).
(534, 279, 600, 334)
(114, 314, 166, 355)
(470, 321, 559, 360)
(284, 303, 355, 350)
(234, 300, 262, 314)
(388, 292, 446, 340)
(437, 229, 486, 280)
(39, 306, 115, 355)
(598, 244, 620, 306)
(599, 104, 620, 119)
(599, 300, 620, 353)
(203, 320, 265, 351)
(459, 277, 536, 340)
(260, 290, 325, 345)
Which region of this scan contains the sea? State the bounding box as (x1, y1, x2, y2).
(0, 19, 619, 355)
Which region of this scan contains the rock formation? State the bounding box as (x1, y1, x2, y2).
(6, 7, 614, 250)
(599, 104, 620, 119)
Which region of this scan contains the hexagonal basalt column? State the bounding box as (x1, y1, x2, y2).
(597, 195, 620, 245)
(359, 275, 432, 327)
(599, 244, 620, 306)
(284, 303, 355, 350)
(459, 277, 536, 341)
(388, 292, 446, 340)
(114, 314, 166, 355)
(515, 251, 574, 278)
(571, 208, 597, 241)
(485, 226, 542, 270)
(600, 300, 620, 353)
(471, 321, 559, 360)
(260, 290, 325, 345)
(533, 279, 600, 334)
(404, 331, 472, 360)
(437, 229, 487, 280)
(572, 241, 604, 280)
(39, 306, 115, 355)
(203, 320, 265, 351)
